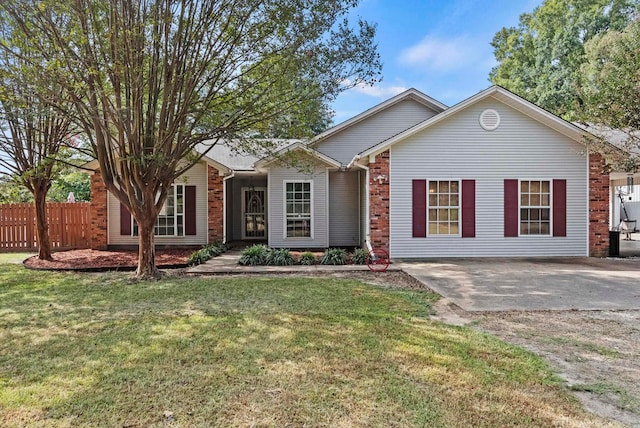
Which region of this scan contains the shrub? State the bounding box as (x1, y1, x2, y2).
(351, 248, 368, 265)
(298, 251, 316, 265)
(187, 242, 228, 266)
(239, 244, 270, 266)
(267, 248, 295, 266)
(321, 248, 347, 265)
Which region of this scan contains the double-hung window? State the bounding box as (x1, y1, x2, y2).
(285, 181, 312, 238)
(133, 185, 185, 237)
(520, 180, 550, 235)
(428, 180, 460, 235)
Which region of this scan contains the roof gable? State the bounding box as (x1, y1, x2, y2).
(254, 142, 341, 170)
(310, 88, 447, 147)
(354, 86, 592, 162)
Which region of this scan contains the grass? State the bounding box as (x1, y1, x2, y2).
(0, 252, 33, 264)
(0, 265, 611, 427)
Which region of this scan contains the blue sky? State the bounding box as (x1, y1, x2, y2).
(332, 0, 543, 123)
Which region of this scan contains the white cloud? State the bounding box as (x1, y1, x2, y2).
(398, 35, 475, 72)
(352, 83, 408, 98)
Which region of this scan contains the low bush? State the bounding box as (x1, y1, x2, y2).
(321, 248, 347, 265)
(239, 244, 270, 266)
(351, 248, 368, 265)
(187, 242, 228, 266)
(267, 248, 295, 266)
(298, 252, 316, 265)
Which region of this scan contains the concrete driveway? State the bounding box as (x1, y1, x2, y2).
(400, 257, 640, 311)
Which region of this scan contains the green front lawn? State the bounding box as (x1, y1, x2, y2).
(0, 266, 609, 427)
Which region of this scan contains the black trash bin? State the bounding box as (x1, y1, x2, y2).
(609, 230, 620, 257)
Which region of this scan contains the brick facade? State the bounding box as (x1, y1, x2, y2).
(369, 150, 390, 254)
(589, 153, 610, 257)
(207, 165, 224, 243)
(90, 172, 108, 250)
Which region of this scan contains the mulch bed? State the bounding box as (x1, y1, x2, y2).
(23, 248, 193, 271)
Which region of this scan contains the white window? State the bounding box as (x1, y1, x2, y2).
(520, 180, 550, 235)
(133, 185, 184, 237)
(285, 181, 312, 238)
(428, 180, 460, 235)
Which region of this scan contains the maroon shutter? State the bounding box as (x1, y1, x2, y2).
(504, 179, 519, 237)
(461, 180, 476, 238)
(185, 185, 196, 236)
(553, 179, 566, 237)
(120, 203, 131, 235)
(412, 180, 427, 238)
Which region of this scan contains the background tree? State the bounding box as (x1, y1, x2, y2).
(581, 19, 640, 170)
(490, 0, 638, 119)
(0, 17, 74, 260)
(2, 0, 381, 277)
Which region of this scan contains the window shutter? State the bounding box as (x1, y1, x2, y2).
(462, 180, 476, 238)
(120, 203, 131, 236)
(185, 185, 197, 236)
(412, 180, 427, 238)
(504, 179, 519, 237)
(553, 179, 566, 237)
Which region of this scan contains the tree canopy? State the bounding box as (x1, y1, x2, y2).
(1, 0, 381, 277)
(0, 11, 75, 259)
(490, 0, 638, 119)
(581, 18, 640, 170)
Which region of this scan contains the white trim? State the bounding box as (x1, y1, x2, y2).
(241, 186, 267, 240)
(282, 179, 314, 240)
(326, 167, 330, 243)
(354, 163, 371, 247)
(254, 142, 341, 169)
(132, 184, 185, 237)
(426, 179, 462, 238)
(353, 86, 593, 163)
(517, 179, 553, 238)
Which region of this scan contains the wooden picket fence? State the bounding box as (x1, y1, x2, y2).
(0, 202, 91, 251)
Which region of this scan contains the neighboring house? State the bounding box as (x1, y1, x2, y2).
(88, 86, 610, 257)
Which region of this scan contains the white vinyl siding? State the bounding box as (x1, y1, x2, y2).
(389, 97, 588, 258)
(329, 171, 360, 246)
(315, 99, 439, 165)
(268, 163, 329, 248)
(107, 162, 209, 246)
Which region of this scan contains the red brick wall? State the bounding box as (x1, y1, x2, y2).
(589, 153, 610, 257)
(369, 150, 390, 254)
(208, 165, 224, 243)
(90, 172, 108, 250)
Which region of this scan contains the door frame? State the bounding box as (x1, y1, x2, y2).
(241, 186, 267, 240)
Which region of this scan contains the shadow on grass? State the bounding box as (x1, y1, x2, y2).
(0, 266, 610, 427)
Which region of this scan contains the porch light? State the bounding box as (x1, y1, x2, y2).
(627, 173, 634, 195)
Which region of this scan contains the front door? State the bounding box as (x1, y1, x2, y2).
(242, 187, 267, 239)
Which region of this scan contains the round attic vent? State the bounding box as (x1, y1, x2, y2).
(479, 109, 500, 131)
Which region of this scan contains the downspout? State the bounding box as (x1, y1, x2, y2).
(222, 172, 235, 244)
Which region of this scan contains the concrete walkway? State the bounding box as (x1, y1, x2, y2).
(188, 249, 640, 313)
(187, 251, 401, 274)
(400, 257, 640, 312)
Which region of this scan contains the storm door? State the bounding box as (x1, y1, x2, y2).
(242, 187, 266, 239)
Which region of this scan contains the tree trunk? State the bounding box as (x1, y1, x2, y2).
(33, 184, 52, 261)
(136, 216, 159, 278)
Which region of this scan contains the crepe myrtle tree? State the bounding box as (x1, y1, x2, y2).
(0, 17, 74, 260)
(2, 0, 381, 278)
